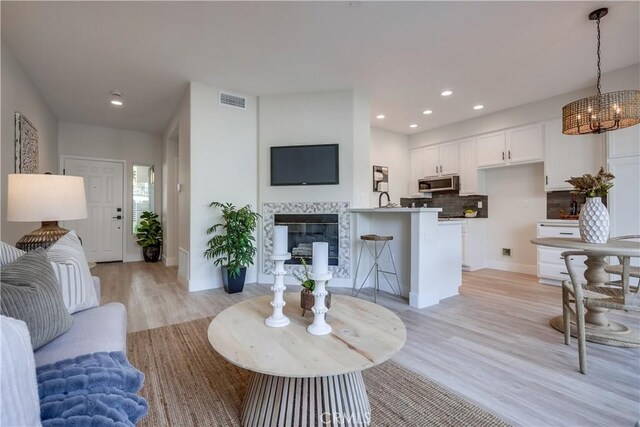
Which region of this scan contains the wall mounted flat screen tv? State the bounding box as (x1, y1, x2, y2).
(271, 144, 339, 186)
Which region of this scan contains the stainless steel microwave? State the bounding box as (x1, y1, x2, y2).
(418, 175, 459, 193)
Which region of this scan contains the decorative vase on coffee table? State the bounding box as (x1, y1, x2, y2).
(579, 197, 610, 244)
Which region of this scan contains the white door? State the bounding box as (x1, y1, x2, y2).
(476, 131, 506, 168)
(439, 141, 459, 175)
(422, 146, 440, 177)
(506, 123, 544, 164)
(63, 158, 124, 262)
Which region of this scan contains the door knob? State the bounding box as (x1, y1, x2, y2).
(112, 215, 122, 220)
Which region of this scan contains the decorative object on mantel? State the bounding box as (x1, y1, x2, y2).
(372, 165, 389, 192)
(464, 209, 477, 218)
(566, 168, 614, 243)
(265, 226, 291, 328)
(135, 211, 163, 263)
(293, 258, 332, 317)
(307, 242, 332, 336)
(14, 112, 38, 174)
(7, 174, 87, 251)
(562, 8, 640, 135)
(204, 202, 261, 294)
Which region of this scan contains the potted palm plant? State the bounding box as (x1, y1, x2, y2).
(135, 211, 163, 262)
(204, 202, 260, 294)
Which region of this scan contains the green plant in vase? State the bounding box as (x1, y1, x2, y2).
(293, 257, 331, 316)
(135, 211, 163, 262)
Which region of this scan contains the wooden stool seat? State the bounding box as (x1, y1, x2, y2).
(360, 234, 393, 242)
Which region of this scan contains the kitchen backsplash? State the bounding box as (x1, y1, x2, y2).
(547, 191, 607, 219)
(400, 194, 488, 218)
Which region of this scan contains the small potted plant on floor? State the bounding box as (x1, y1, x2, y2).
(293, 258, 332, 317)
(136, 211, 163, 262)
(204, 202, 260, 294)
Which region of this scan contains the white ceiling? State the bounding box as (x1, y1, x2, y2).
(2, 1, 639, 135)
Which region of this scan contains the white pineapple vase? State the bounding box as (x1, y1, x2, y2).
(578, 197, 610, 244)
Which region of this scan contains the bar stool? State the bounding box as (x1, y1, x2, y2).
(352, 234, 401, 303)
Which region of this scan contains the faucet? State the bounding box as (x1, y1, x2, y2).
(378, 192, 390, 208)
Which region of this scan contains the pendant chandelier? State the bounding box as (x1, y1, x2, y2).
(562, 8, 640, 135)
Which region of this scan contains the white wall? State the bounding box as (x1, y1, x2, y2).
(258, 90, 357, 205)
(162, 85, 190, 274)
(1, 40, 59, 244)
(483, 163, 546, 274)
(58, 122, 162, 262)
(188, 82, 258, 291)
(370, 127, 411, 206)
(256, 90, 371, 287)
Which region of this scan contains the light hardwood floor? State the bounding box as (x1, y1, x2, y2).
(95, 262, 640, 426)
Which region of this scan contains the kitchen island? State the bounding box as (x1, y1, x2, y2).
(350, 208, 462, 309)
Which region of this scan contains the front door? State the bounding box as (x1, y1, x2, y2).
(63, 158, 124, 262)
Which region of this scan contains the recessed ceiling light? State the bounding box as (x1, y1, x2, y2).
(422, 110, 433, 115)
(440, 90, 453, 97)
(473, 105, 484, 110)
(110, 91, 123, 106)
(409, 123, 418, 128)
(376, 114, 385, 119)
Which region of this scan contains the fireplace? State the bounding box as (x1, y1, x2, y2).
(274, 214, 339, 266)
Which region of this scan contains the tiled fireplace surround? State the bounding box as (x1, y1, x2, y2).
(262, 202, 351, 278)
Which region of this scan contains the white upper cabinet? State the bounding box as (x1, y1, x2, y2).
(439, 142, 460, 175)
(458, 138, 482, 195)
(506, 123, 544, 164)
(422, 145, 440, 177)
(544, 118, 604, 191)
(477, 124, 544, 169)
(476, 131, 506, 168)
(607, 125, 640, 159)
(410, 148, 424, 193)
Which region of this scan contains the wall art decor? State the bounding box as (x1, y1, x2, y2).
(373, 165, 388, 192)
(14, 112, 38, 174)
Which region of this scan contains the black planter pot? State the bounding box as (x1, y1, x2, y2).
(142, 245, 161, 263)
(221, 266, 247, 294)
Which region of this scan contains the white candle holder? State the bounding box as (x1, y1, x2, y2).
(306, 271, 333, 336)
(265, 253, 291, 328)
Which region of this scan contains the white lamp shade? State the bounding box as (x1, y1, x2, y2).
(7, 174, 87, 222)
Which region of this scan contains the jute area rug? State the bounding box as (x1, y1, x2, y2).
(128, 317, 510, 427)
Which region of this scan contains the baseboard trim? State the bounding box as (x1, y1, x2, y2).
(124, 254, 143, 263)
(163, 255, 178, 267)
(484, 261, 536, 275)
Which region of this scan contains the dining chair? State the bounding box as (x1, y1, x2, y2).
(561, 250, 640, 374)
(604, 235, 640, 282)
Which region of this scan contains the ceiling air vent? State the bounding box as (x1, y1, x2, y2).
(219, 92, 246, 110)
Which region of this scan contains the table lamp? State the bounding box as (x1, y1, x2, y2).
(7, 174, 87, 251)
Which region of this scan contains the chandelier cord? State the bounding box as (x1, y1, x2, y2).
(596, 16, 602, 96)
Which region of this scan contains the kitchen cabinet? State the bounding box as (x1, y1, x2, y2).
(607, 125, 640, 159)
(536, 221, 585, 286)
(544, 118, 604, 191)
(410, 148, 423, 194)
(421, 143, 458, 177)
(422, 146, 440, 177)
(477, 123, 544, 169)
(458, 137, 485, 195)
(506, 123, 544, 164)
(476, 132, 506, 168)
(461, 219, 486, 271)
(608, 155, 640, 239)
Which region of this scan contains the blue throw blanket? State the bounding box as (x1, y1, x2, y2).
(36, 352, 148, 426)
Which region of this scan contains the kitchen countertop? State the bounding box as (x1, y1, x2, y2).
(350, 207, 443, 213)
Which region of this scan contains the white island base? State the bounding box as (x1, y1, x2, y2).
(350, 208, 462, 309)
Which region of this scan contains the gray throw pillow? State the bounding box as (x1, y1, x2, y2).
(1, 248, 72, 350)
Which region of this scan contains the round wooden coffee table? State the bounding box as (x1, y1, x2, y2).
(208, 293, 406, 427)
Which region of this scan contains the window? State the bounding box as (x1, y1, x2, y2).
(132, 164, 155, 233)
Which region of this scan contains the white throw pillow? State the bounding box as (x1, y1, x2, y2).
(47, 231, 99, 314)
(0, 241, 25, 267)
(0, 316, 42, 427)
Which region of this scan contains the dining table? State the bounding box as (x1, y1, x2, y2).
(531, 237, 640, 348)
